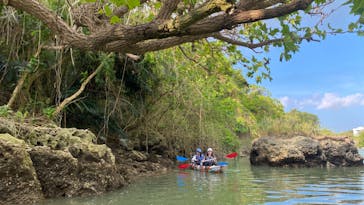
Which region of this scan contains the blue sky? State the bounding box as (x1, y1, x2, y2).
(251, 3, 364, 133)
(260, 34, 364, 132)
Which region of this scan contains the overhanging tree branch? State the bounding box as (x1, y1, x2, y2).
(106, 34, 210, 53)
(2, 0, 315, 54)
(187, 0, 314, 34)
(212, 33, 319, 50)
(237, 0, 286, 11)
(171, 0, 233, 30)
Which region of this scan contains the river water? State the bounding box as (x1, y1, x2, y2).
(38, 152, 364, 205)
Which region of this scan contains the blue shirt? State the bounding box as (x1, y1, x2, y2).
(192, 154, 204, 164)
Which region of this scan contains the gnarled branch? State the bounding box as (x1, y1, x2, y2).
(2, 0, 315, 54)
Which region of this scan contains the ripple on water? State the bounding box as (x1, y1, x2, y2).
(35, 158, 364, 205)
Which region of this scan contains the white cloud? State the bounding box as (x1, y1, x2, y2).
(317, 93, 364, 109)
(279, 93, 364, 110)
(299, 98, 320, 107)
(279, 96, 290, 107)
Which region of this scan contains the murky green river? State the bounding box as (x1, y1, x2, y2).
(37, 152, 364, 205)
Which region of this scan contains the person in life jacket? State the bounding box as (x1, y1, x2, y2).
(203, 147, 217, 167)
(191, 148, 204, 168)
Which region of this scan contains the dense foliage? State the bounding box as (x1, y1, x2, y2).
(356, 133, 364, 148)
(0, 0, 359, 156)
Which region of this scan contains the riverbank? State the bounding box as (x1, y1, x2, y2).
(0, 116, 173, 205)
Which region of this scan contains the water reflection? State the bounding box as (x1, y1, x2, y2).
(177, 171, 188, 187)
(250, 164, 364, 204)
(36, 158, 364, 205)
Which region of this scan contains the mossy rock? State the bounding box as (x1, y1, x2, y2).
(0, 118, 16, 136)
(0, 117, 129, 202)
(68, 142, 115, 164)
(29, 147, 80, 198)
(0, 134, 44, 204)
(0, 117, 96, 149)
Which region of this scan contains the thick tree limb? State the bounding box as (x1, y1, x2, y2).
(172, 0, 233, 30)
(237, 0, 287, 11)
(2, 0, 314, 53)
(187, 0, 314, 34)
(97, 0, 233, 46)
(101, 0, 313, 51)
(110, 34, 211, 54)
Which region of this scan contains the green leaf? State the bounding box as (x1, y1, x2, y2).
(154, 2, 162, 9)
(104, 5, 113, 17)
(110, 0, 126, 7)
(270, 28, 279, 36)
(184, 0, 197, 5)
(358, 31, 364, 36)
(110, 15, 122, 24)
(348, 22, 357, 31)
(147, 13, 155, 21)
(126, 0, 140, 9)
(314, 0, 326, 5)
(360, 15, 364, 24)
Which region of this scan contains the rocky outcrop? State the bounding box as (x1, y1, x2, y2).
(0, 117, 170, 204)
(114, 149, 171, 183)
(250, 136, 363, 167)
(319, 136, 364, 166)
(0, 134, 43, 205)
(29, 146, 124, 198)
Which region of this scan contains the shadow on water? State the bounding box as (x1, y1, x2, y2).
(36, 157, 364, 205)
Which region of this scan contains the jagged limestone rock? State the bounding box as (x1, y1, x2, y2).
(250, 136, 363, 167)
(0, 117, 169, 204)
(0, 134, 44, 205)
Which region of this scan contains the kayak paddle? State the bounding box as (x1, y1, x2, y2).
(225, 152, 238, 159)
(178, 163, 191, 169)
(176, 155, 188, 162)
(217, 161, 229, 166)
